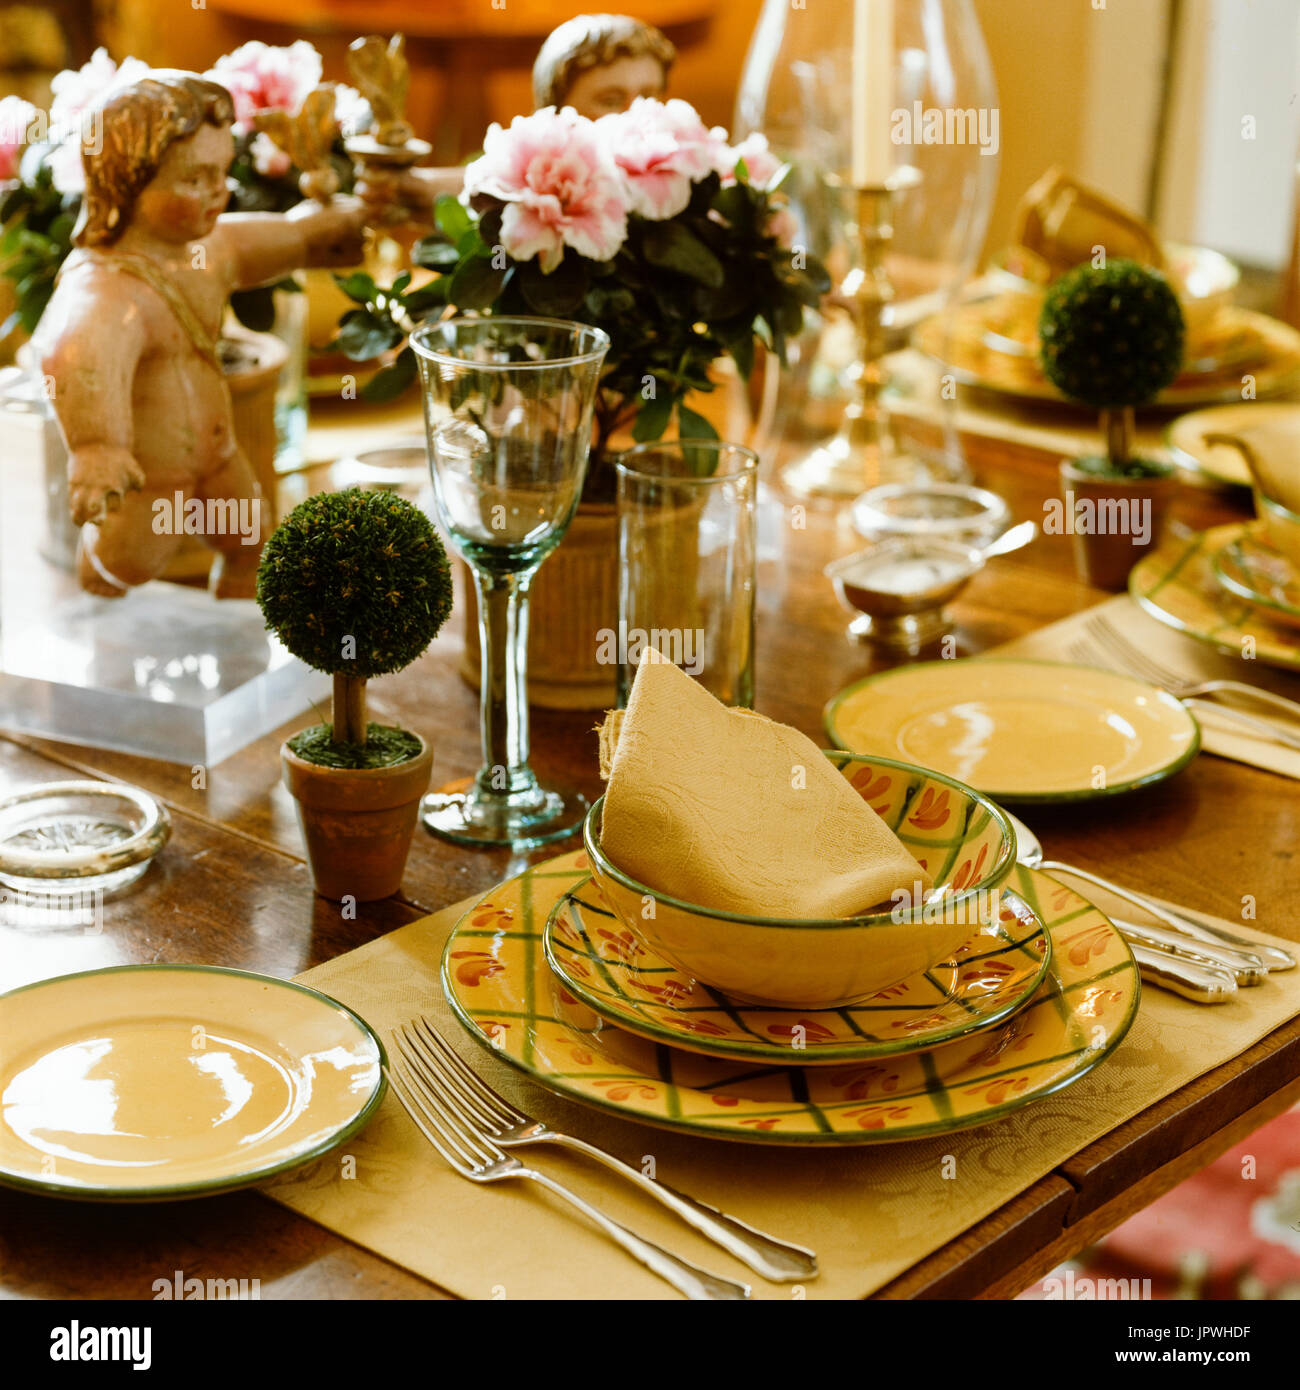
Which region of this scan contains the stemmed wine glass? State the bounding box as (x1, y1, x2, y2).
(411, 317, 610, 848)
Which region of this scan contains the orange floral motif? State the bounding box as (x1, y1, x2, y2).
(595, 926, 643, 962)
(627, 977, 692, 1004)
(468, 902, 514, 929)
(1075, 986, 1122, 1018)
(893, 1012, 950, 1033)
(849, 769, 891, 805)
(1048, 883, 1076, 912)
(739, 1117, 782, 1131)
(450, 950, 504, 986)
(592, 1079, 659, 1102)
(958, 961, 1015, 988)
(711, 1094, 741, 1107)
(1061, 924, 1113, 967)
(952, 843, 989, 890)
(908, 787, 951, 830)
(568, 1044, 594, 1066)
(969, 1025, 1033, 1067)
(832, 1064, 901, 1098)
(573, 853, 590, 870)
(766, 1018, 838, 1042)
(475, 1019, 510, 1038)
(964, 1075, 1030, 1104)
(845, 1103, 913, 1129)
(868, 982, 914, 1000)
(678, 1018, 731, 1036)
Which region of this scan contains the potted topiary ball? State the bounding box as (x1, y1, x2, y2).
(257, 488, 453, 902)
(1039, 258, 1186, 588)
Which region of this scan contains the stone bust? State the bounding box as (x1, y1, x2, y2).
(532, 14, 676, 118)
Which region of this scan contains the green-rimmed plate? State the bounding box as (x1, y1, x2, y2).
(1165, 403, 1300, 489)
(442, 852, 1139, 1146)
(1211, 525, 1300, 630)
(0, 965, 385, 1200)
(1131, 524, 1300, 673)
(823, 659, 1200, 803)
(544, 875, 1052, 1066)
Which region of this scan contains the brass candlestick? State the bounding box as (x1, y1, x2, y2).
(782, 167, 923, 500)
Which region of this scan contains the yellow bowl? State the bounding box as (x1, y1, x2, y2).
(582, 752, 1017, 1009)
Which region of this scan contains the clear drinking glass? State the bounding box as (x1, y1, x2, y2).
(615, 440, 758, 709)
(412, 317, 610, 847)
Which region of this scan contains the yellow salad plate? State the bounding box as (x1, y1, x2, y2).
(824, 659, 1200, 803)
(544, 875, 1052, 1066)
(443, 853, 1138, 1146)
(1131, 525, 1300, 673)
(0, 965, 385, 1200)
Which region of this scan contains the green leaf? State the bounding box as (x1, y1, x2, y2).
(447, 255, 508, 311)
(435, 195, 471, 242)
(402, 280, 449, 317)
(391, 270, 412, 296)
(641, 222, 725, 287)
(412, 238, 460, 270)
(676, 403, 719, 447)
(630, 391, 674, 443)
(725, 332, 755, 381)
(333, 271, 378, 304)
(361, 346, 418, 402)
(335, 307, 404, 361)
(517, 256, 588, 316)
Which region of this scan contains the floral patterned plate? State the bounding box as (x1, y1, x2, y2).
(1211, 525, 1300, 630)
(1131, 524, 1300, 672)
(442, 852, 1139, 1146)
(543, 875, 1051, 1066)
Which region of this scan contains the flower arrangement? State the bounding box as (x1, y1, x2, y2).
(331, 98, 828, 500)
(0, 41, 365, 338)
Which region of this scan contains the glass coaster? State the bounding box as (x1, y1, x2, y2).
(0, 781, 171, 896)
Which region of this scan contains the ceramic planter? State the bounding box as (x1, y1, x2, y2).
(281, 734, 432, 902)
(1058, 458, 1172, 591)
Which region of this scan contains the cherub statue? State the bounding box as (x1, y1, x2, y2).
(35, 71, 366, 598)
(532, 13, 676, 118)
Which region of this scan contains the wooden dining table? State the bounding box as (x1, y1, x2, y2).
(2, 409, 1298, 1301)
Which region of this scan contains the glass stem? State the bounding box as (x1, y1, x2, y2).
(473, 567, 540, 801)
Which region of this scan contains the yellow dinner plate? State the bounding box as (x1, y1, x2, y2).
(1131, 525, 1300, 673)
(443, 852, 1139, 1146)
(545, 875, 1052, 1065)
(1212, 526, 1300, 629)
(0, 965, 385, 1200)
(824, 659, 1200, 802)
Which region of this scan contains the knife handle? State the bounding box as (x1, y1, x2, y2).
(1129, 942, 1236, 1004)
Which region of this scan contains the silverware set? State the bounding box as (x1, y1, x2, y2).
(386, 1016, 818, 1300)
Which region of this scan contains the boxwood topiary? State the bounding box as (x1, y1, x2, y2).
(257, 488, 453, 764)
(1039, 258, 1185, 468)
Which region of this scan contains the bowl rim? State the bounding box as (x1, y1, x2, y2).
(582, 751, 1018, 931)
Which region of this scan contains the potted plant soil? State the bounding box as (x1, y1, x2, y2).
(257, 488, 453, 901)
(1039, 258, 1185, 589)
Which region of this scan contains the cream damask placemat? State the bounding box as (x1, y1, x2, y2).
(265, 876, 1300, 1301)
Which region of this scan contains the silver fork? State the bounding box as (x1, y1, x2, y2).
(387, 1026, 751, 1300)
(399, 1016, 817, 1282)
(1079, 613, 1300, 748)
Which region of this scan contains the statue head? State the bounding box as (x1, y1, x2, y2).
(532, 14, 676, 119)
(74, 71, 235, 249)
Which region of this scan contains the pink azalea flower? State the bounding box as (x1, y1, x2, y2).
(0, 96, 39, 181)
(205, 39, 323, 133)
(250, 131, 292, 180)
(463, 106, 628, 272)
(597, 97, 730, 221)
(48, 47, 149, 193)
(720, 132, 784, 190)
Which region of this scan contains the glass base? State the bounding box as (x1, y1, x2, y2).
(420, 776, 589, 849)
(847, 608, 953, 655)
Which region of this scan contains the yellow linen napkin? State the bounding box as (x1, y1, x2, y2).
(597, 650, 931, 918)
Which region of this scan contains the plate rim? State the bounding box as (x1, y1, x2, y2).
(1210, 531, 1300, 626)
(822, 657, 1202, 804)
(441, 857, 1142, 1147)
(1163, 403, 1300, 490)
(543, 875, 1054, 1066)
(0, 963, 388, 1202)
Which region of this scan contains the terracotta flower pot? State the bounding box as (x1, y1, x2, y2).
(281, 734, 433, 902)
(1057, 458, 1172, 591)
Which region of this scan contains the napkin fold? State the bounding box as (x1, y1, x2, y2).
(597, 650, 931, 918)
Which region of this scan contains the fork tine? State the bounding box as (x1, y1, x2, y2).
(411, 1016, 523, 1127)
(401, 1023, 506, 1140)
(1085, 615, 1182, 688)
(386, 1057, 477, 1176)
(392, 1026, 505, 1170)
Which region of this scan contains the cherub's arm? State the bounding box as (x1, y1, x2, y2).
(213, 199, 368, 292)
(36, 266, 148, 525)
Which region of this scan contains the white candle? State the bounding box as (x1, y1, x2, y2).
(852, 0, 895, 186)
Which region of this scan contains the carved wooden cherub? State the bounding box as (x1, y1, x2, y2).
(532, 13, 676, 118)
(35, 71, 366, 598)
